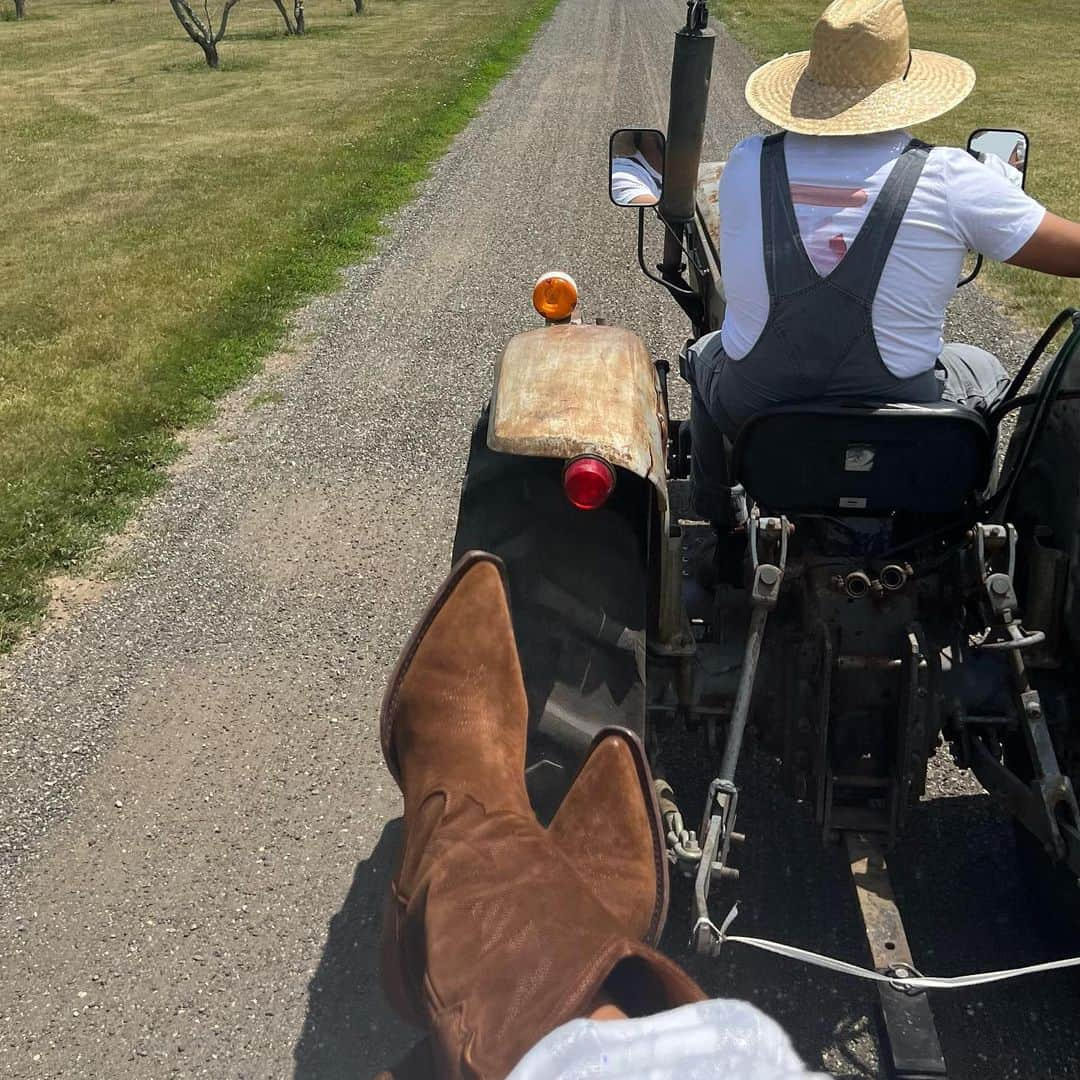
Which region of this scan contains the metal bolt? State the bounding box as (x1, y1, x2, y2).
(759, 565, 780, 586)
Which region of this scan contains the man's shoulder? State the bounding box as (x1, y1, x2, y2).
(721, 135, 766, 187)
(925, 143, 971, 163)
(730, 133, 767, 160)
(923, 143, 1014, 191)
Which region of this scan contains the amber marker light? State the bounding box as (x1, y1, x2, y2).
(532, 271, 578, 322)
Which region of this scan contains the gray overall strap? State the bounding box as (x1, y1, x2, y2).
(758, 132, 818, 296)
(758, 133, 932, 300)
(827, 138, 931, 297)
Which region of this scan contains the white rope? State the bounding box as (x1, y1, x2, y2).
(694, 904, 1080, 992)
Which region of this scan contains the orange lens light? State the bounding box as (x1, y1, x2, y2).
(532, 272, 578, 322)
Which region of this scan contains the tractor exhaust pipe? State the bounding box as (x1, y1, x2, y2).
(658, 1, 716, 228)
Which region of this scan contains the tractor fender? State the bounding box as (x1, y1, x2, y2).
(487, 322, 669, 514)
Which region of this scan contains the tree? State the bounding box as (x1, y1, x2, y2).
(12, 0, 26, 19)
(169, 0, 241, 68)
(269, 0, 304, 35)
(270, 0, 295, 32)
(353, 0, 363, 13)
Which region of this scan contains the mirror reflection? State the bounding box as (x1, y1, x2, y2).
(968, 129, 1028, 189)
(610, 128, 665, 207)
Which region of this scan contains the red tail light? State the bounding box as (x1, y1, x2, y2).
(562, 456, 616, 510)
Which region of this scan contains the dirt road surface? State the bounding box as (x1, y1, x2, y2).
(2, 0, 1079, 1076)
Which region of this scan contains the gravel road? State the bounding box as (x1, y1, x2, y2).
(2, 0, 1079, 1077)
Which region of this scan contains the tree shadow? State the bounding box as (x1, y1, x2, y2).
(158, 53, 272, 74)
(292, 819, 418, 1079)
(302, 24, 354, 37)
(227, 28, 294, 41)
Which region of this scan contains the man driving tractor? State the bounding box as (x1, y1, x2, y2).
(687, 0, 1080, 519)
(376, 1, 1080, 1076)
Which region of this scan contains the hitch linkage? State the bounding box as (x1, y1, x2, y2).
(964, 523, 1080, 867)
(691, 513, 789, 955)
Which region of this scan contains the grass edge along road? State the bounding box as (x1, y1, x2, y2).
(714, 0, 1080, 332)
(0, 0, 559, 650)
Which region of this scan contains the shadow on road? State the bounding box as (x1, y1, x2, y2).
(661, 742, 881, 1078)
(293, 819, 418, 1080)
(295, 755, 1080, 1079)
(664, 745, 1080, 1077)
(893, 791, 1080, 1075)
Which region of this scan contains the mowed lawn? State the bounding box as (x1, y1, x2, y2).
(716, 0, 1080, 327)
(0, 0, 555, 645)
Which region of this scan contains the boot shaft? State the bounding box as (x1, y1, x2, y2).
(383, 556, 531, 819)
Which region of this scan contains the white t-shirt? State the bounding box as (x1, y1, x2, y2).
(611, 152, 662, 206)
(718, 131, 1046, 378)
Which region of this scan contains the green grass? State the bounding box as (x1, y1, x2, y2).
(0, 0, 558, 647)
(714, 0, 1080, 329)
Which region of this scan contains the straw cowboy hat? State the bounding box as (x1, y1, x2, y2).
(744, 0, 975, 136)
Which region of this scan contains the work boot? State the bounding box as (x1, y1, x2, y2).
(379, 552, 704, 1079)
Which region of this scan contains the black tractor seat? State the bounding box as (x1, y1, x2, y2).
(731, 400, 995, 517)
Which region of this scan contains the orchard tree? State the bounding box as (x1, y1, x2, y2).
(270, 0, 304, 34)
(11, 0, 27, 19)
(353, 0, 363, 13)
(169, 0, 241, 68)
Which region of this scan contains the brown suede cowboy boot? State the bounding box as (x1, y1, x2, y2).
(378, 552, 704, 1079)
(547, 730, 669, 944)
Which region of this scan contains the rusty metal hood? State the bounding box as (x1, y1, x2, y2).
(488, 323, 667, 507)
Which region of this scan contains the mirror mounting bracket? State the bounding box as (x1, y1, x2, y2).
(636, 208, 706, 329)
(636, 208, 694, 297)
(685, 0, 709, 32)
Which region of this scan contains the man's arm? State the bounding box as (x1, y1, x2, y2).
(1007, 212, 1080, 277)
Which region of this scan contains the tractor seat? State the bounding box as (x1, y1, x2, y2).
(731, 400, 994, 516)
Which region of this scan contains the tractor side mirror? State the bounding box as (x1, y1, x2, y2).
(609, 128, 666, 207)
(968, 128, 1029, 189)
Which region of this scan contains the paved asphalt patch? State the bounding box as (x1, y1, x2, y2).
(1, 0, 1078, 1076)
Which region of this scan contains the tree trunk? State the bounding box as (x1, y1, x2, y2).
(271, 0, 295, 33)
(14, 0, 26, 18)
(201, 39, 220, 68)
(293, 0, 304, 33)
(353, 0, 363, 13)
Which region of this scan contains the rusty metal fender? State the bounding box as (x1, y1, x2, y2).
(696, 160, 724, 254)
(487, 323, 668, 512)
